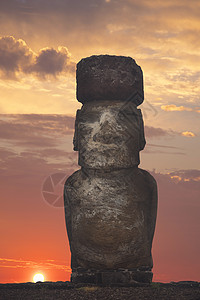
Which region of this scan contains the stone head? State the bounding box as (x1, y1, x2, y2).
(73, 100, 146, 169)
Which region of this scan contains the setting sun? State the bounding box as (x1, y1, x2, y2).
(33, 273, 45, 283)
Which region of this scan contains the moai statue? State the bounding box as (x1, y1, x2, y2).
(64, 55, 157, 285)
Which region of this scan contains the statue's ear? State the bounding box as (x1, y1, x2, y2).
(137, 109, 146, 151)
(73, 109, 81, 151)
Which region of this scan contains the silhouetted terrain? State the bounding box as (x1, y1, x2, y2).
(0, 281, 199, 300)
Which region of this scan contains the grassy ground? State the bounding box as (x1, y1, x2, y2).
(0, 281, 199, 300)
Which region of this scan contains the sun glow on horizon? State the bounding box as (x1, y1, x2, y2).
(33, 273, 45, 283)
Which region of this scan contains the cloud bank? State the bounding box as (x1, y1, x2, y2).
(0, 36, 75, 79)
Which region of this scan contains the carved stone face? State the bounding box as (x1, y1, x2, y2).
(73, 100, 146, 169)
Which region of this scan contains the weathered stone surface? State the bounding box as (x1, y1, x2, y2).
(64, 54, 157, 285)
(73, 101, 146, 169)
(71, 268, 153, 285)
(64, 167, 157, 271)
(76, 55, 144, 105)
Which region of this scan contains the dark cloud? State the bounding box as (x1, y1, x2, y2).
(148, 143, 181, 149)
(1, 0, 198, 20)
(0, 120, 55, 147)
(0, 114, 75, 147)
(0, 113, 184, 175)
(0, 36, 33, 79)
(0, 148, 77, 177)
(144, 149, 185, 156)
(0, 0, 106, 16)
(0, 114, 177, 145)
(0, 36, 75, 79)
(1, 114, 182, 152)
(0, 0, 199, 41)
(30, 46, 76, 78)
(36, 148, 73, 158)
(37, 148, 77, 161)
(10, 114, 75, 132)
(143, 143, 185, 155)
(144, 125, 174, 137)
(0, 147, 16, 163)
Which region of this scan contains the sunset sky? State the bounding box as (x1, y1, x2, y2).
(0, 0, 199, 283)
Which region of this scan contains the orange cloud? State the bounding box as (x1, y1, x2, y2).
(181, 131, 195, 137)
(0, 258, 71, 271)
(161, 104, 193, 112)
(170, 175, 182, 182)
(168, 169, 200, 183)
(161, 104, 200, 115)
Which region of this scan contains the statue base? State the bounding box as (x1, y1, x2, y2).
(71, 267, 153, 285)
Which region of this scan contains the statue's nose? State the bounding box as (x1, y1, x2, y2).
(93, 120, 116, 144)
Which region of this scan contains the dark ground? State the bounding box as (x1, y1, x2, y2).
(0, 281, 200, 300)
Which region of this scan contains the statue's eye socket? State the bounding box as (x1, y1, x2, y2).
(118, 111, 138, 120)
(79, 112, 100, 123)
(119, 109, 138, 115)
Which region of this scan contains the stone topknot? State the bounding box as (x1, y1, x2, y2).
(76, 55, 144, 106)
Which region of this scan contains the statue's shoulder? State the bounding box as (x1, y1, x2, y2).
(138, 168, 157, 187)
(64, 169, 81, 187)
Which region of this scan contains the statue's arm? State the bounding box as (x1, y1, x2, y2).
(64, 176, 79, 269)
(73, 109, 81, 151)
(64, 182, 72, 244)
(149, 176, 158, 245)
